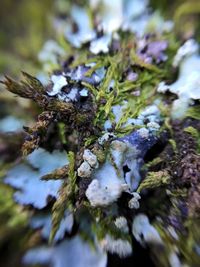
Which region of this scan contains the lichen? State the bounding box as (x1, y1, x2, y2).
(1, 0, 200, 266)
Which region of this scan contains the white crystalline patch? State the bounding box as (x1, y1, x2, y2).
(5, 149, 68, 209)
(23, 236, 107, 267)
(90, 35, 112, 55)
(83, 149, 98, 168)
(49, 75, 68, 96)
(173, 39, 199, 67)
(86, 162, 128, 207)
(100, 234, 132, 258)
(0, 116, 25, 132)
(30, 213, 74, 242)
(132, 214, 163, 246)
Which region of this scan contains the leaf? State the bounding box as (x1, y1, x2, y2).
(1, 72, 45, 99)
(21, 71, 45, 94)
(186, 106, 200, 120)
(1, 76, 33, 98)
(130, 50, 162, 73)
(50, 182, 70, 242)
(50, 151, 76, 242)
(41, 165, 69, 181)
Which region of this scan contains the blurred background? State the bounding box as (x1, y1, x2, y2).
(0, 1, 200, 266)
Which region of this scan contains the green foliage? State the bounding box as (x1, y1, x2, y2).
(50, 151, 76, 242)
(186, 105, 200, 120)
(137, 170, 170, 192)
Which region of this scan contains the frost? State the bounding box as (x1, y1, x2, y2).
(100, 234, 132, 258)
(5, 149, 68, 209)
(30, 212, 73, 242)
(132, 214, 163, 245)
(23, 236, 107, 267)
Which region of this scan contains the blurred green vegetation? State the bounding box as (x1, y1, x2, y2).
(150, 0, 200, 41)
(0, 0, 54, 76)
